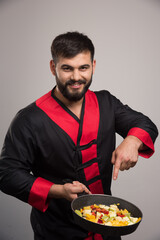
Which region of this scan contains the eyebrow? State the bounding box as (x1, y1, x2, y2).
(61, 64, 90, 69)
(80, 64, 90, 68)
(61, 64, 73, 69)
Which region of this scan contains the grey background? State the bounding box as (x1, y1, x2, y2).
(0, 0, 160, 239)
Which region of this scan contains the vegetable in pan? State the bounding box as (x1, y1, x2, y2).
(75, 204, 141, 227)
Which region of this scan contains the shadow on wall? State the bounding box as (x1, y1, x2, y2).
(0, 231, 33, 240)
(1, 233, 14, 240)
(0, 0, 11, 4)
(155, 237, 160, 240)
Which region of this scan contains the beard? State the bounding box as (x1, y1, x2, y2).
(55, 75, 92, 102)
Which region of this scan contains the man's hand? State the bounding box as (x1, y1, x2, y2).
(111, 135, 143, 180)
(48, 181, 91, 201)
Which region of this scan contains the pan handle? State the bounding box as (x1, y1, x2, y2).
(77, 191, 88, 197)
(63, 179, 88, 197)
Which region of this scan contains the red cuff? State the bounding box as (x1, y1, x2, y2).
(28, 177, 53, 212)
(127, 127, 155, 158)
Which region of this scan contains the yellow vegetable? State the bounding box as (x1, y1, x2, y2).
(83, 206, 91, 210)
(111, 220, 128, 226)
(120, 209, 129, 215)
(85, 214, 96, 222)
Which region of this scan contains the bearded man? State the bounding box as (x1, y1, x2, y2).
(0, 32, 158, 240)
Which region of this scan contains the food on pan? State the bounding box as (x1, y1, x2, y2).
(75, 204, 141, 227)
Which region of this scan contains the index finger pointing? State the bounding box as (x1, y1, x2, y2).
(111, 151, 116, 164)
(113, 160, 121, 180)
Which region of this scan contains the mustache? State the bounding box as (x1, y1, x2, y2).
(65, 79, 86, 86)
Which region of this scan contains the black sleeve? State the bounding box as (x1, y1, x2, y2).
(95, 90, 158, 144)
(112, 94, 158, 143)
(0, 109, 37, 203)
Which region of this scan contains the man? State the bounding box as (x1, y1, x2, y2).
(0, 32, 158, 240)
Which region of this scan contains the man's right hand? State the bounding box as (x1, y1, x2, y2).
(48, 181, 91, 201)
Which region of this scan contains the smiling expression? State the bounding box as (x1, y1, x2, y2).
(50, 51, 96, 102)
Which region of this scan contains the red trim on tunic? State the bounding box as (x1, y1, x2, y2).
(85, 233, 103, 240)
(28, 177, 53, 212)
(89, 180, 104, 194)
(80, 91, 103, 193)
(83, 162, 100, 181)
(80, 90, 99, 146)
(36, 91, 79, 145)
(127, 127, 154, 158)
(94, 233, 104, 240)
(85, 232, 94, 240)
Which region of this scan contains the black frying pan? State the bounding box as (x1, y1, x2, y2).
(71, 194, 142, 236)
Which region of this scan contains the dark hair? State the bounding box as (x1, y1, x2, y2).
(51, 31, 95, 64)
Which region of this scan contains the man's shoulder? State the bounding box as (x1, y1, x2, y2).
(93, 89, 113, 101)
(90, 89, 120, 110)
(10, 91, 52, 131)
(35, 90, 52, 107)
(15, 90, 53, 120)
(9, 102, 40, 130)
(93, 89, 110, 96)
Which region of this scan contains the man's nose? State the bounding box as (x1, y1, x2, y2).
(71, 69, 81, 81)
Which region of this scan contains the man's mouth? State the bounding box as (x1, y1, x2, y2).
(67, 80, 86, 89)
(69, 83, 82, 89)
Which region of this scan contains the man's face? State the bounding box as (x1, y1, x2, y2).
(50, 51, 96, 102)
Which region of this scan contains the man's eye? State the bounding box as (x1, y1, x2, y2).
(63, 67, 71, 71)
(80, 65, 89, 71)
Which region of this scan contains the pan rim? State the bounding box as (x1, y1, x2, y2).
(71, 193, 143, 234)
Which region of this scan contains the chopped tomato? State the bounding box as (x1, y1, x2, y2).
(101, 209, 109, 215)
(96, 208, 109, 215)
(117, 213, 125, 218)
(98, 219, 103, 224)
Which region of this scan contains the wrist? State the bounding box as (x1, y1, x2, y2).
(48, 184, 64, 199)
(126, 135, 143, 150)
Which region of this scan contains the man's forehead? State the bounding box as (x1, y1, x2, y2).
(57, 51, 92, 66)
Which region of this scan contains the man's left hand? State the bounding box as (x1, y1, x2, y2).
(111, 135, 143, 180)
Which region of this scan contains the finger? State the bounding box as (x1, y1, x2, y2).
(130, 161, 136, 168)
(111, 151, 116, 164)
(72, 181, 85, 192)
(126, 161, 136, 169)
(119, 161, 127, 171)
(120, 160, 136, 171)
(77, 184, 91, 195)
(72, 182, 91, 194)
(113, 160, 121, 180)
(83, 185, 92, 195)
(71, 185, 83, 193)
(72, 181, 81, 186)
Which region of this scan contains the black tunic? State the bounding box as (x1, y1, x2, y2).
(0, 89, 158, 240)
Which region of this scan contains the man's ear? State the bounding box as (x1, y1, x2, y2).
(92, 59, 96, 74)
(50, 60, 56, 76)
